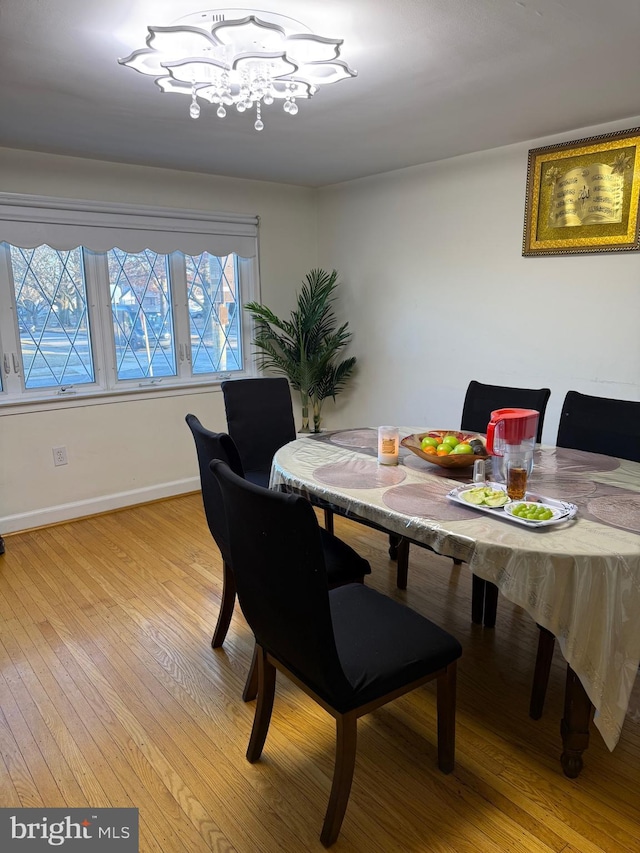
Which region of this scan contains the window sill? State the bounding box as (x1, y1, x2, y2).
(0, 374, 257, 416)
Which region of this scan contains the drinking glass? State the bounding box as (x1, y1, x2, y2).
(506, 457, 528, 500)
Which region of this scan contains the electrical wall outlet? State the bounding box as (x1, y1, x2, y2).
(52, 446, 68, 466)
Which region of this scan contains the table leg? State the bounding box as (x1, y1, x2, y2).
(471, 575, 485, 624)
(560, 664, 594, 778)
(388, 533, 400, 560)
(471, 576, 499, 627)
(483, 582, 498, 628)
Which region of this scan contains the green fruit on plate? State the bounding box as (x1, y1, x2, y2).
(450, 442, 474, 455)
(462, 490, 486, 505)
(461, 486, 509, 507)
(442, 435, 459, 448)
(436, 444, 451, 454)
(485, 493, 509, 507)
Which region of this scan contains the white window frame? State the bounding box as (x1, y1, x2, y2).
(0, 193, 260, 413)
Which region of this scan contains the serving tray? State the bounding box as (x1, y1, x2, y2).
(447, 482, 578, 528)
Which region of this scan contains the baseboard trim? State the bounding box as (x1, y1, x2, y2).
(0, 477, 200, 535)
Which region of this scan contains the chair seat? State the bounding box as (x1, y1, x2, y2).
(321, 584, 462, 712)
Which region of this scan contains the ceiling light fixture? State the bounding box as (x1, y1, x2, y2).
(119, 8, 357, 132)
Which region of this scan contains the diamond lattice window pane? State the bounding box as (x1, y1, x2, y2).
(108, 249, 176, 380)
(10, 245, 94, 389)
(187, 253, 242, 374)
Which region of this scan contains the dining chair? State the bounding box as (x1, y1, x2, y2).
(556, 390, 640, 462)
(529, 390, 640, 719)
(221, 377, 297, 488)
(460, 380, 551, 441)
(185, 413, 371, 701)
(221, 376, 339, 533)
(210, 458, 462, 847)
(222, 376, 405, 558)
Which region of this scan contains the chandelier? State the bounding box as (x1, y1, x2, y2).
(119, 8, 357, 131)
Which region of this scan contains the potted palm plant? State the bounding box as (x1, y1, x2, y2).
(245, 268, 357, 432)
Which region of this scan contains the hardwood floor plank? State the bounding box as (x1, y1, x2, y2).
(36, 619, 218, 853)
(0, 705, 40, 807)
(0, 635, 85, 805)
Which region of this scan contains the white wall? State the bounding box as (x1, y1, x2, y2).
(0, 148, 317, 532)
(3, 114, 640, 532)
(316, 116, 640, 443)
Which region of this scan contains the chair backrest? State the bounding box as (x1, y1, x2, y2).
(221, 377, 297, 481)
(556, 391, 640, 462)
(210, 459, 353, 704)
(185, 413, 245, 564)
(460, 380, 551, 442)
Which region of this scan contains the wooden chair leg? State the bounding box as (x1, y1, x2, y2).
(324, 507, 334, 534)
(436, 662, 457, 774)
(529, 626, 556, 719)
(246, 646, 276, 762)
(471, 575, 485, 624)
(320, 712, 358, 848)
(242, 643, 259, 702)
(483, 582, 499, 628)
(395, 538, 410, 589)
(211, 560, 236, 648)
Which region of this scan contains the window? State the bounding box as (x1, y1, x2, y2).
(10, 245, 94, 389)
(0, 194, 259, 407)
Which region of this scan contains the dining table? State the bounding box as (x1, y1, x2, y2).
(270, 427, 640, 777)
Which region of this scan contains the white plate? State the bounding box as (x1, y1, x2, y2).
(503, 501, 567, 524)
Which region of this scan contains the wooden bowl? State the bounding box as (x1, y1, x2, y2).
(401, 430, 489, 468)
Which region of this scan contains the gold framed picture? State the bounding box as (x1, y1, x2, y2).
(522, 127, 640, 256)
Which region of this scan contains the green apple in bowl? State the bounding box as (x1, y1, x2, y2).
(450, 442, 474, 455)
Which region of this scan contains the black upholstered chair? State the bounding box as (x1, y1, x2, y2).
(222, 376, 404, 559)
(221, 377, 296, 488)
(556, 390, 640, 462)
(460, 380, 551, 441)
(459, 380, 551, 628)
(222, 376, 339, 534)
(185, 413, 371, 701)
(210, 459, 462, 847)
(529, 391, 640, 719)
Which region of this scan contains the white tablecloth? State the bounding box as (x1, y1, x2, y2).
(271, 428, 640, 751)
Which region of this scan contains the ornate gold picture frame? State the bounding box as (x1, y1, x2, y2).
(523, 127, 640, 256)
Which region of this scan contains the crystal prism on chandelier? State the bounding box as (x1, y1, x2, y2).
(119, 8, 357, 131)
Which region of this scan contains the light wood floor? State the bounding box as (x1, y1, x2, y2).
(1, 495, 639, 852)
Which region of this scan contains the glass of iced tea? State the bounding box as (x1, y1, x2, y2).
(506, 460, 528, 500)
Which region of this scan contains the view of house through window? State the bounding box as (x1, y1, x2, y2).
(109, 248, 176, 381)
(187, 252, 242, 374)
(0, 241, 249, 403)
(11, 245, 94, 389)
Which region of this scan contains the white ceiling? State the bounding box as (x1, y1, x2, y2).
(1, 0, 639, 187)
